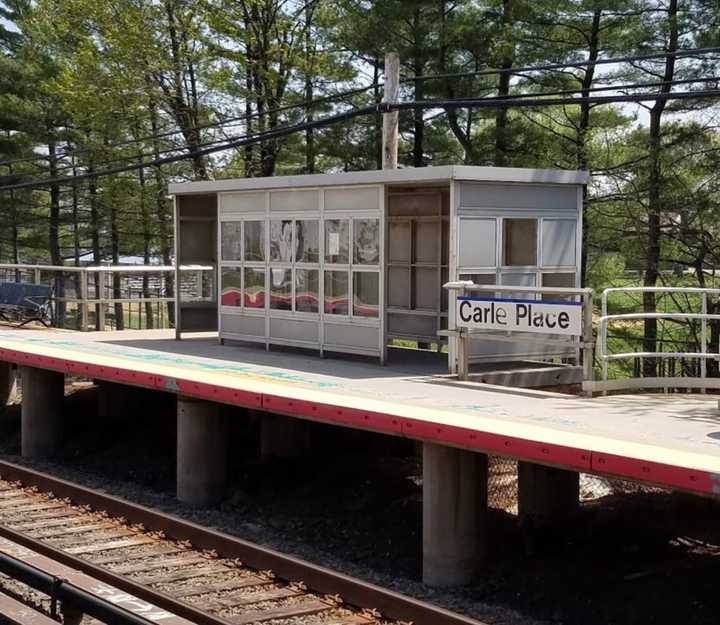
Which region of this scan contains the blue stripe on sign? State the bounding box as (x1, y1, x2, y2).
(457, 296, 583, 307)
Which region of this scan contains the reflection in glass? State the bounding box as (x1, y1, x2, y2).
(270, 268, 292, 310)
(243, 267, 266, 308)
(324, 219, 349, 264)
(324, 271, 349, 315)
(270, 220, 294, 262)
(296, 220, 319, 263)
(295, 269, 319, 313)
(220, 268, 242, 307)
(353, 272, 379, 317)
(353, 219, 380, 264)
(221, 222, 242, 260)
(244, 221, 265, 261)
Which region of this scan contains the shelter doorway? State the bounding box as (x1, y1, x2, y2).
(385, 185, 450, 352)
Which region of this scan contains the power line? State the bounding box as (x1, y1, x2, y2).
(4, 75, 717, 185)
(0, 82, 379, 169)
(404, 46, 720, 84)
(3, 86, 720, 193)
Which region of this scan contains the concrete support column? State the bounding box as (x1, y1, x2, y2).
(97, 381, 127, 420)
(0, 362, 16, 406)
(20, 366, 64, 458)
(176, 396, 229, 506)
(518, 461, 579, 526)
(423, 442, 488, 587)
(260, 413, 310, 460)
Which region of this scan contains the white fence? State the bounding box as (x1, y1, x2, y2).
(0, 263, 215, 331)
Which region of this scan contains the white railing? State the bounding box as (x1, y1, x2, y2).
(0, 263, 214, 331)
(591, 286, 720, 393)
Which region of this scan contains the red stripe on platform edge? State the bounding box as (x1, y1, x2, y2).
(160, 376, 263, 408)
(0, 348, 158, 389)
(591, 452, 719, 496)
(261, 394, 403, 435)
(400, 418, 592, 470)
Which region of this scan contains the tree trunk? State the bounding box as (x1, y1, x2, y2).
(643, 0, 678, 377)
(578, 9, 602, 288)
(494, 0, 515, 167)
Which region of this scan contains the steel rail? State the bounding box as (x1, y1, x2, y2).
(0, 523, 235, 625)
(0, 551, 158, 625)
(0, 459, 484, 625)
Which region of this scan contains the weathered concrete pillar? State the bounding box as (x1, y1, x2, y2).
(20, 366, 64, 458)
(423, 442, 488, 587)
(260, 412, 310, 460)
(176, 396, 229, 506)
(518, 461, 579, 526)
(0, 362, 16, 406)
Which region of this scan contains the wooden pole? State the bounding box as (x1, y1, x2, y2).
(382, 52, 400, 170)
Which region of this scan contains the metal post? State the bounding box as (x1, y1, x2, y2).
(79, 270, 89, 331)
(34, 267, 40, 284)
(98, 272, 106, 331)
(457, 328, 469, 381)
(701, 292, 707, 393)
(582, 289, 594, 397)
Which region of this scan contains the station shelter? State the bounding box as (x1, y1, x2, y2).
(169, 165, 588, 366)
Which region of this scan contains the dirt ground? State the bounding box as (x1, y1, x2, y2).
(1, 382, 720, 625)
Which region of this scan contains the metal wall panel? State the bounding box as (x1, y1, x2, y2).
(458, 182, 578, 210)
(324, 323, 379, 349)
(220, 192, 266, 215)
(221, 313, 265, 337)
(542, 219, 577, 266)
(270, 317, 319, 343)
(270, 189, 320, 212)
(324, 186, 380, 211)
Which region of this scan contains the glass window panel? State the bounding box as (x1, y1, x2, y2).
(353, 272, 379, 318)
(324, 270, 349, 315)
(220, 268, 242, 307)
(244, 221, 265, 262)
(324, 219, 349, 264)
(269, 268, 292, 310)
(296, 220, 319, 263)
(542, 272, 576, 301)
(295, 269, 319, 313)
(503, 218, 537, 266)
(269, 220, 294, 262)
(459, 273, 497, 285)
(501, 273, 536, 287)
(244, 267, 266, 308)
(221, 222, 242, 261)
(353, 219, 380, 265)
(459, 219, 496, 267)
(542, 220, 576, 266)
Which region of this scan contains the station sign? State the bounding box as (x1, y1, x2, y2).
(456, 296, 582, 336)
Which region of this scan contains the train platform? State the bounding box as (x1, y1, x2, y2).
(0, 328, 719, 497)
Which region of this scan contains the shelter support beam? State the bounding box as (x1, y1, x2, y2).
(20, 366, 64, 458)
(176, 396, 229, 506)
(518, 461, 579, 526)
(422, 442, 488, 586)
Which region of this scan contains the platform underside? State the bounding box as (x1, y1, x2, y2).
(1, 329, 719, 496)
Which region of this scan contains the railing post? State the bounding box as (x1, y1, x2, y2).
(98, 272, 106, 331)
(33, 267, 40, 284)
(701, 293, 707, 393)
(582, 290, 594, 397)
(79, 270, 89, 332)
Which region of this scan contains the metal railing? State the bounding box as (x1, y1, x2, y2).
(0, 263, 214, 331)
(442, 281, 595, 394)
(591, 286, 720, 393)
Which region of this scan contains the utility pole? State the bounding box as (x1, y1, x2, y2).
(382, 52, 400, 170)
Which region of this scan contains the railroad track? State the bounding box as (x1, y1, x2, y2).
(0, 461, 482, 625)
